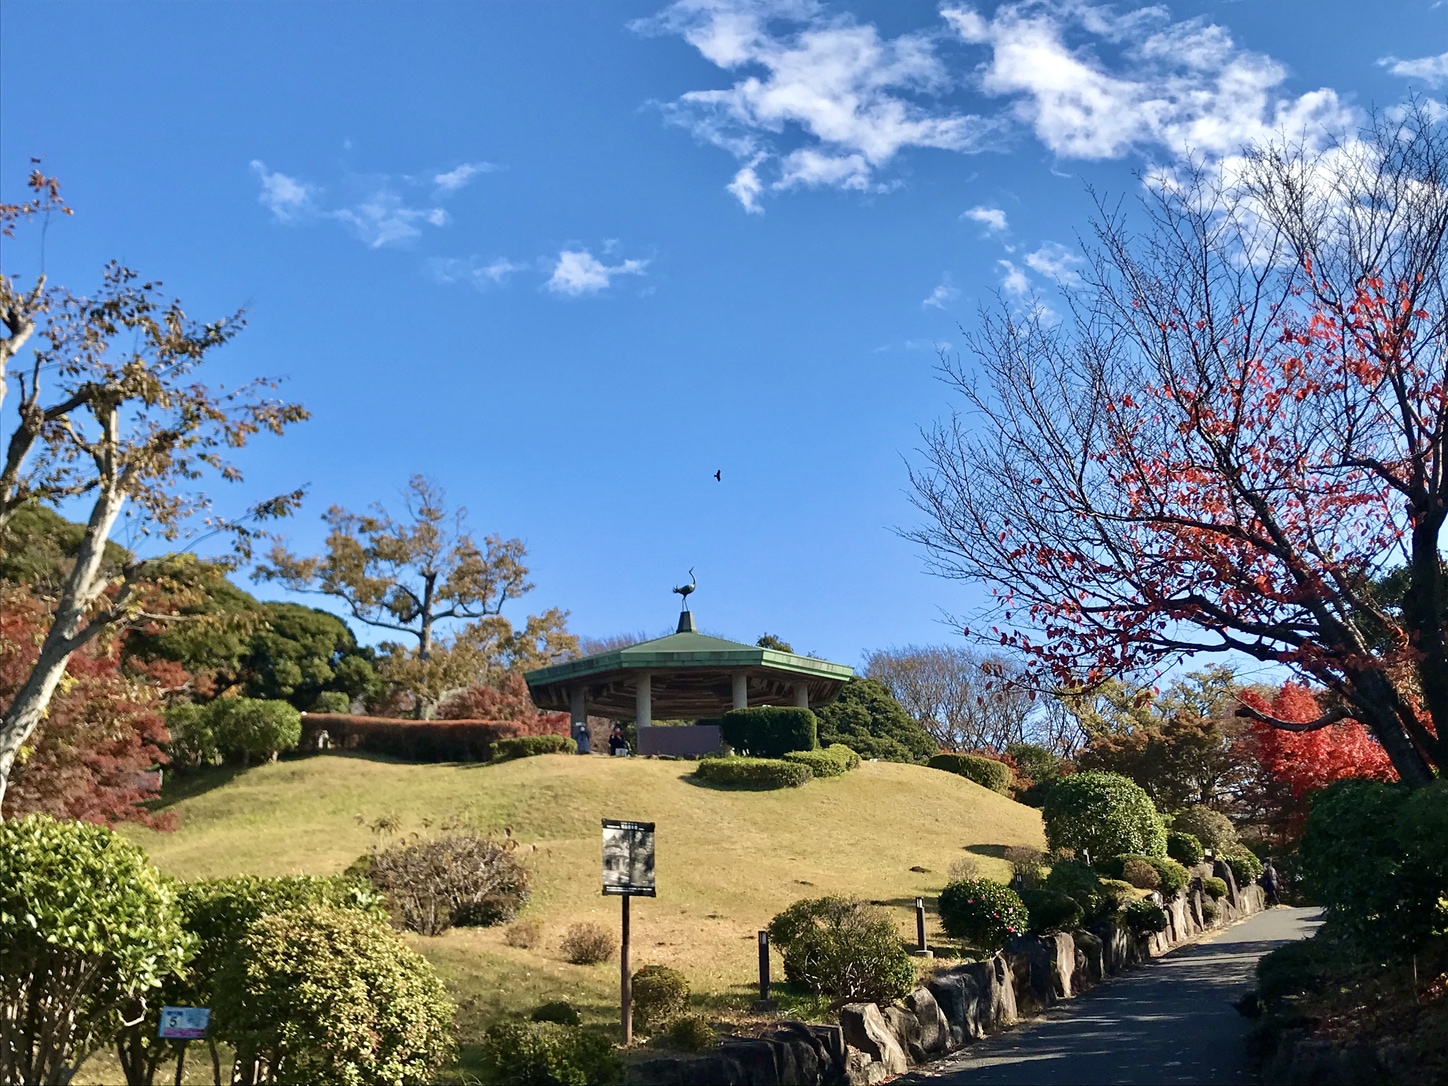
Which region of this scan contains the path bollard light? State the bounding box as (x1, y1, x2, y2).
(752, 930, 778, 1012)
(911, 897, 933, 958)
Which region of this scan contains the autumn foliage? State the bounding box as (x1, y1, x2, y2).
(0, 589, 171, 827)
(1239, 683, 1397, 800)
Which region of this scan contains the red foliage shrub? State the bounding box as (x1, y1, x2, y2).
(1239, 683, 1398, 799)
(435, 672, 565, 732)
(0, 589, 173, 827)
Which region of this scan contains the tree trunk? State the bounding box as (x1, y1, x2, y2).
(1349, 669, 1436, 788)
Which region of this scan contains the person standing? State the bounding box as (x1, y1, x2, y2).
(1261, 858, 1280, 907)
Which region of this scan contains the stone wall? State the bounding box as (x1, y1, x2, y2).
(628, 882, 1266, 1085)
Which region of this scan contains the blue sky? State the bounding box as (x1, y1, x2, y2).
(2, 0, 1445, 666)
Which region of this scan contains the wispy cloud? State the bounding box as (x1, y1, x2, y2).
(249, 159, 493, 248)
(1023, 242, 1083, 286)
(997, 259, 1030, 296)
(640, 1, 1357, 211)
(962, 205, 1008, 232)
(1382, 51, 1448, 88)
(922, 276, 960, 309)
(546, 250, 649, 296)
(428, 256, 522, 289)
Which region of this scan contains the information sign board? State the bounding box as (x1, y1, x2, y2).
(601, 818, 655, 896)
(158, 1006, 210, 1040)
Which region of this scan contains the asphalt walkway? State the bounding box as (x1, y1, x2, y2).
(898, 906, 1320, 1085)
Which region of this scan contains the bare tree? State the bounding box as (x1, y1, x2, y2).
(908, 104, 1448, 787)
(863, 644, 1034, 752)
(0, 171, 308, 811)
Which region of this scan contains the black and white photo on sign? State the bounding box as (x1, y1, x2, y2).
(601, 819, 655, 894)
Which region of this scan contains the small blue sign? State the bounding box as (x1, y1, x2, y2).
(158, 1006, 210, 1040)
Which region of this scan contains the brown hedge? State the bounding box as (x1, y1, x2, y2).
(300, 713, 569, 763)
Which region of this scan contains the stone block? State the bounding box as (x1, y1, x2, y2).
(902, 988, 951, 1057)
(1072, 929, 1104, 984)
(881, 1005, 924, 1065)
(838, 1004, 907, 1075)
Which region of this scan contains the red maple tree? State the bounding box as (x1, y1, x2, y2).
(1238, 682, 1397, 800)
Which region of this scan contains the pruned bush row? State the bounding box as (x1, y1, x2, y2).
(299, 713, 568, 762)
(492, 734, 577, 760)
(719, 706, 818, 758)
(781, 744, 860, 777)
(692, 756, 813, 789)
(927, 753, 1015, 794)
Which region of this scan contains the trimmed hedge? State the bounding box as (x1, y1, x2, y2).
(299, 713, 568, 763)
(938, 878, 1030, 951)
(719, 706, 818, 758)
(692, 757, 813, 790)
(1166, 831, 1205, 866)
(1043, 771, 1167, 861)
(927, 753, 1015, 794)
(1123, 898, 1168, 934)
(476, 1021, 621, 1085)
(781, 745, 859, 778)
(1202, 876, 1229, 900)
(631, 965, 689, 1030)
(492, 735, 577, 761)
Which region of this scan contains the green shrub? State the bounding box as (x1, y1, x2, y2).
(164, 702, 220, 768)
(692, 756, 813, 789)
(310, 690, 352, 713)
(1172, 806, 1239, 854)
(938, 878, 1030, 951)
(719, 706, 818, 757)
(1201, 899, 1220, 925)
(1123, 898, 1168, 934)
(366, 833, 530, 935)
(1043, 771, 1167, 861)
(1006, 743, 1072, 807)
(1166, 831, 1205, 866)
(0, 815, 191, 1086)
(813, 678, 935, 763)
(765, 896, 915, 1004)
(927, 753, 1015, 794)
(1202, 876, 1229, 900)
(1103, 854, 1189, 896)
(476, 1020, 622, 1086)
(665, 1014, 718, 1052)
(492, 734, 577, 760)
(1120, 858, 1161, 891)
(213, 904, 455, 1086)
(631, 965, 690, 1029)
(1221, 847, 1264, 885)
(1019, 888, 1083, 934)
(1044, 860, 1115, 922)
(531, 1001, 581, 1026)
(781, 745, 857, 777)
(208, 696, 303, 764)
(561, 923, 616, 965)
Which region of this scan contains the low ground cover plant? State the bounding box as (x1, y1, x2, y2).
(692, 755, 813, 789)
(492, 734, 577, 761)
(477, 1020, 622, 1086)
(719, 706, 818, 757)
(365, 832, 530, 936)
(631, 965, 690, 1030)
(937, 877, 1030, 951)
(562, 922, 616, 964)
(1043, 771, 1167, 862)
(766, 896, 916, 1004)
(926, 752, 1015, 794)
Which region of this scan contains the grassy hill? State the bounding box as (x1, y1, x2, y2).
(118, 751, 1044, 1069)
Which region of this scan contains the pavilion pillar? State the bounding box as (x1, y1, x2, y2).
(635, 672, 652, 728)
(732, 673, 749, 711)
(570, 687, 589, 754)
(793, 682, 810, 710)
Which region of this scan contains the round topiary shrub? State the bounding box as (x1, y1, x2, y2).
(938, 878, 1030, 951)
(366, 832, 530, 935)
(927, 753, 1016, 795)
(1018, 888, 1083, 934)
(1042, 771, 1167, 862)
(1201, 876, 1228, 900)
(531, 1000, 581, 1026)
(1221, 847, 1264, 885)
(631, 965, 689, 1030)
(477, 1021, 621, 1085)
(213, 904, 455, 1086)
(666, 1014, 718, 1052)
(0, 814, 191, 1086)
(1123, 898, 1168, 935)
(1201, 899, 1221, 925)
(209, 696, 303, 764)
(1166, 831, 1205, 866)
(766, 896, 916, 1004)
(561, 923, 617, 965)
(1171, 806, 1239, 854)
(1120, 858, 1162, 891)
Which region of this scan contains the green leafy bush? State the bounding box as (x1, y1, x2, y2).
(531, 1001, 581, 1026)
(692, 756, 813, 789)
(1123, 898, 1168, 934)
(561, 923, 616, 964)
(1019, 888, 1083, 934)
(1202, 876, 1229, 900)
(631, 965, 689, 1029)
(1221, 847, 1264, 885)
(781, 745, 857, 777)
(366, 833, 530, 935)
(719, 706, 818, 757)
(492, 734, 577, 760)
(938, 878, 1030, 951)
(1044, 860, 1117, 923)
(1171, 806, 1239, 853)
(813, 678, 935, 763)
(310, 690, 352, 713)
(212, 904, 455, 1086)
(1119, 858, 1161, 891)
(1102, 854, 1189, 896)
(1043, 770, 1167, 861)
(0, 815, 191, 1086)
(164, 702, 220, 768)
(766, 896, 916, 1004)
(665, 1014, 718, 1052)
(1201, 899, 1220, 925)
(1166, 831, 1205, 866)
(208, 696, 303, 763)
(1006, 743, 1073, 807)
(927, 753, 1015, 794)
(476, 1021, 621, 1086)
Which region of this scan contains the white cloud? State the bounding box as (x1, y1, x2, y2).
(1382, 51, 1448, 88)
(546, 250, 649, 296)
(997, 259, 1030, 296)
(922, 276, 960, 309)
(429, 256, 521, 289)
(1024, 242, 1083, 285)
(250, 161, 316, 222)
(433, 162, 497, 192)
(331, 195, 449, 249)
(727, 156, 767, 212)
(962, 205, 1007, 231)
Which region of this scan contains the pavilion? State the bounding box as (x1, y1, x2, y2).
(524, 605, 854, 754)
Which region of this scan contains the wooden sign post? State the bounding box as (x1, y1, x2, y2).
(602, 819, 656, 1045)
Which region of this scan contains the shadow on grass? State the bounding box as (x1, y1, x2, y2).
(680, 775, 800, 793)
(963, 843, 1010, 859)
(147, 764, 250, 810)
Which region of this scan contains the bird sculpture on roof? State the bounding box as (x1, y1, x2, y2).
(673, 568, 697, 610)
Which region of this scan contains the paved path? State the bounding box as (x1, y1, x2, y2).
(899, 907, 1320, 1086)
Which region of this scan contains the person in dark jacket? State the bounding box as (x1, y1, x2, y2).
(608, 724, 629, 756)
(1261, 859, 1280, 906)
